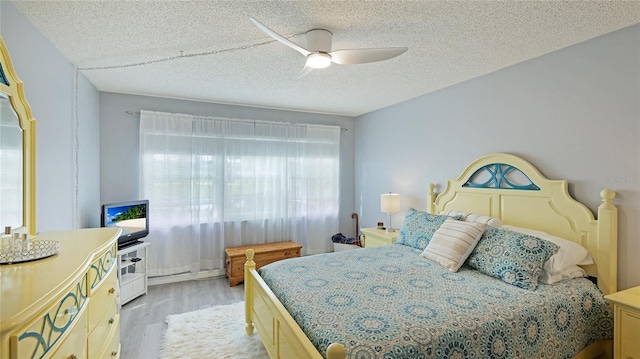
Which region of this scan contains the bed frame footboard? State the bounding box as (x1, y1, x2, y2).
(245, 249, 346, 359)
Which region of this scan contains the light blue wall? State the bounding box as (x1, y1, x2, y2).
(77, 74, 101, 228)
(1, 2, 102, 230)
(4, 0, 637, 289)
(355, 24, 640, 290)
(99, 93, 357, 236)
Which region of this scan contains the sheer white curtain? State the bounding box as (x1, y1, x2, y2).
(139, 110, 340, 277)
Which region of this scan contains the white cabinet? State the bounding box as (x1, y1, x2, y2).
(118, 242, 150, 305)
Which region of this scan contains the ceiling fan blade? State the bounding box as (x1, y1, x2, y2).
(294, 65, 314, 79)
(250, 17, 310, 56)
(330, 47, 408, 65)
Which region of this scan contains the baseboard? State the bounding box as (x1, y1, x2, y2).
(148, 269, 226, 286)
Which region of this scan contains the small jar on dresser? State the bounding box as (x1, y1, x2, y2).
(361, 228, 399, 248)
(605, 286, 640, 359)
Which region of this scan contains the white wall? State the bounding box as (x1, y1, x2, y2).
(355, 24, 640, 290)
(99, 93, 357, 237)
(1, 2, 102, 230)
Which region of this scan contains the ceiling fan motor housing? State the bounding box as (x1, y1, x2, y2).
(305, 29, 333, 53)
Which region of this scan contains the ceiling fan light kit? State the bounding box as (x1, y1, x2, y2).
(250, 17, 407, 78)
(306, 53, 332, 69)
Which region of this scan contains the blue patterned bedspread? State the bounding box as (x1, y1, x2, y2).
(258, 244, 613, 359)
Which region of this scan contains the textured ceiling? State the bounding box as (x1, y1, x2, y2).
(11, 0, 640, 116)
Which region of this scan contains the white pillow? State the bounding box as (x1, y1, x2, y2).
(539, 265, 587, 284)
(420, 218, 486, 272)
(447, 210, 502, 227)
(502, 225, 593, 284)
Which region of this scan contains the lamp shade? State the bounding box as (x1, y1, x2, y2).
(380, 193, 400, 213)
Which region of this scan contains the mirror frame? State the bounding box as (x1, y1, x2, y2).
(0, 36, 36, 234)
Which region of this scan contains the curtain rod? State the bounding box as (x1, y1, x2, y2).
(125, 110, 348, 131)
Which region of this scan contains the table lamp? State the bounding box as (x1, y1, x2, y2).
(380, 193, 400, 232)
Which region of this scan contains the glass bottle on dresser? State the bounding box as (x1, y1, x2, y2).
(1, 226, 12, 253)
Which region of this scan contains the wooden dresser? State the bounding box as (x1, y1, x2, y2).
(0, 228, 122, 359)
(225, 241, 302, 286)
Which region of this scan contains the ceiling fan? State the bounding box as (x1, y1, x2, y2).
(250, 17, 408, 78)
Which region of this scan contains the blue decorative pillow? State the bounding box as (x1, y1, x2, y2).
(466, 226, 559, 290)
(395, 208, 452, 250)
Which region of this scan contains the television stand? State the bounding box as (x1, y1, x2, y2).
(118, 239, 144, 250)
(117, 241, 150, 305)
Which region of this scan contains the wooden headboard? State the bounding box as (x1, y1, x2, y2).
(427, 153, 618, 295)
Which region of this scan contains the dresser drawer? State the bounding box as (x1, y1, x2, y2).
(88, 311, 119, 359)
(11, 274, 89, 359)
(101, 330, 121, 359)
(47, 306, 88, 359)
(619, 307, 640, 359)
(88, 243, 118, 294)
(88, 269, 118, 331)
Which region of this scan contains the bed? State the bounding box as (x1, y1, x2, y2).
(243, 153, 618, 359)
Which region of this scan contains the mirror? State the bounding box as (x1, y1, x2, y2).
(0, 36, 36, 235)
(0, 93, 23, 228)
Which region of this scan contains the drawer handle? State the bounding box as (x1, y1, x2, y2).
(109, 317, 115, 324)
(111, 351, 118, 357)
(109, 287, 116, 294)
(284, 251, 291, 255)
(59, 306, 77, 317)
(67, 355, 77, 359)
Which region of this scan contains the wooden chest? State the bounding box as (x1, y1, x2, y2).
(225, 241, 302, 287)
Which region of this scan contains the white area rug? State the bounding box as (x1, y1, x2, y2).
(160, 301, 269, 359)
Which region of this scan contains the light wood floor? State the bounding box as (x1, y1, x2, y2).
(119, 277, 244, 358)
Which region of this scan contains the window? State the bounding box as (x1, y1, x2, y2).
(139, 111, 340, 277)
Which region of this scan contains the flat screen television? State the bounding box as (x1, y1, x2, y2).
(101, 200, 149, 249)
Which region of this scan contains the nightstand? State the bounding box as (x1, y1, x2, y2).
(605, 286, 640, 359)
(361, 228, 399, 248)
